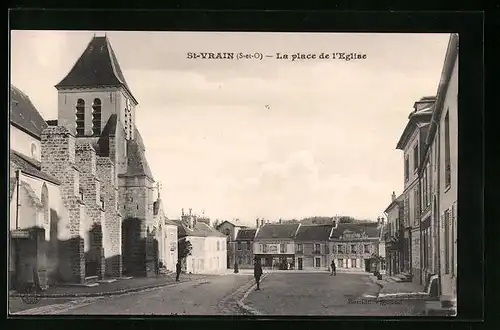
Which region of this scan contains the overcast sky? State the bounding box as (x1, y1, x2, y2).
(10, 30, 450, 226)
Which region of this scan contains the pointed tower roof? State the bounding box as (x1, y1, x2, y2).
(55, 35, 138, 104)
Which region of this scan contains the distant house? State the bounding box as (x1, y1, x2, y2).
(215, 220, 249, 269)
(295, 224, 336, 270)
(253, 222, 301, 269)
(173, 212, 227, 274)
(151, 195, 178, 273)
(384, 191, 405, 276)
(233, 228, 257, 269)
(329, 222, 383, 272)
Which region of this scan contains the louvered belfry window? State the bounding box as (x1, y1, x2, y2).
(75, 99, 85, 136)
(92, 98, 102, 135)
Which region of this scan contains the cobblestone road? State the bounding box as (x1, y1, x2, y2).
(243, 273, 426, 316)
(13, 274, 255, 315)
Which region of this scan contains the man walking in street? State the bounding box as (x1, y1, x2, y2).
(176, 260, 182, 282)
(331, 260, 336, 276)
(254, 258, 263, 290)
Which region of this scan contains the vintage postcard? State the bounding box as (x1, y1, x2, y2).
(9, 30, 457, 316)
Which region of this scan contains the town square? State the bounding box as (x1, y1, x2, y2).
(9, 30, 457, 316)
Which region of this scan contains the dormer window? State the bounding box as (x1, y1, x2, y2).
(92, 98, 102, 136)
(75, 99, 85, 136)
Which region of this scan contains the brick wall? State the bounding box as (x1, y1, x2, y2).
(41, 126, 85, 283)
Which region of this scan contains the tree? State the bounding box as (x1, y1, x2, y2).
(178, 239, 193, 262)
(212, 219, 220, 229)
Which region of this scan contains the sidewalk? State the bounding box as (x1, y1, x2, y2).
(9, 273, 206, 298)
(232, 268, 371, 275)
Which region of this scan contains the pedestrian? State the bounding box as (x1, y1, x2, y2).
(254, 258, 263, 290)
(176, 260, 182, 282)
(331, 260, 336, 276)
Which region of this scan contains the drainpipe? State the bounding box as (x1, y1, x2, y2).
(15, 169, 21, 230)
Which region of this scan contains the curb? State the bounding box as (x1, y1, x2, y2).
(237, 273, 269, 316)
(9, 277, 206, 299)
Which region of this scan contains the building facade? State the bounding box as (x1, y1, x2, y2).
(152, 193, 178, 273)
(216, 220, 249, 268)
(253, 223, 300, 269)
(424, 33, 458, 309)
(384, 192, 405, 276)
(233, 229, 257, 269)
(329, 222, 383, 272)
(294, 224, 335, 270)
(396, 95, 435, 284)
(174, 213, 227, 274)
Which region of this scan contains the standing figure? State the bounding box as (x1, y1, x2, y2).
(331, 260, 336, 276)
(176, 260, 182, 282)
(254, 258, 263, 290)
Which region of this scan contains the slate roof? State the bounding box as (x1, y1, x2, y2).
(10, 150, 61, 185)
(396, 100, 434, 150)
(55, 36, 137, 104)
(122, 130, 154, 180)
(254, 223, 301, 240)
(295, 225, 334, 242)
(216, 220, 248, 229)
(10, 85, 48, 139)
(164, 219, 178, 226)
(173, 220, 226, 238)
(235, 229, 257, 241)
(330, 222, 381, 240)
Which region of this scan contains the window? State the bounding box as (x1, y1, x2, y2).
(404, 157, 409, 182)
(351, 259, 357, 268)
(246, 241, 251, 250)
(414, 189, 420, 225)
(92, 98, 102, 135)
(100, 197, 105, 210)
(338, 258, 343, 268)
(364, 244, 370, 253)
(217, 241, 220, 251)
(30, 143, 38, 159)
(444, 111, 451, 187)
(314, 243, 321, 253)
(224, 228, 230, 237)
(315, 257, 321, 268)
(413, 143, 419, 171)
(237, 242, 241, 250)
(79, 188, 84, 201)
(350, 244, 356, 254)
(337, 245, 344, 254)
(297, 244, 303, 253)
(75, 99, 85, 136)
(262, 244, 267, 253)
(280, 243, 286, 253)
(444, 210, 451, 274)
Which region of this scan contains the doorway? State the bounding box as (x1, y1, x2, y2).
(315, 257, 321, 268)
(298, 258, 303, 270)
(364, 259, 371, 272)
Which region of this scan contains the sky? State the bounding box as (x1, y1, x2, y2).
(10, 31, 450, 226)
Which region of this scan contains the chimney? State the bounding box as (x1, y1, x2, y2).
(332, 217, 337, 228)
(279, 218, 282, 224)
(260, 219, 264, 228)
(182, 208, 184, 216)
(189, 208, 192, 216)
(256, 218, 259, 228)
(391, 191, 396, 201)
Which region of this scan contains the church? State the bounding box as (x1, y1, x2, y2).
(9, 35, 164, 289)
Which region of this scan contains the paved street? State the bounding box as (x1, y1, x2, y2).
(12, 274, 255, 315)
(243, 273, 426, 316)
(11, 272, 426, 316)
